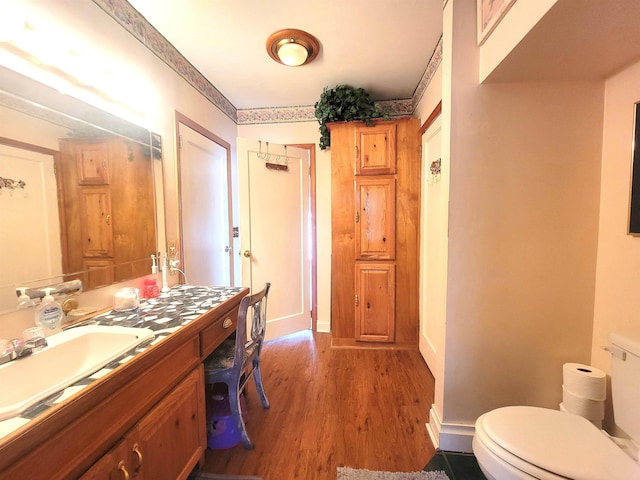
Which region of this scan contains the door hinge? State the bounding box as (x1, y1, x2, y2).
(355, 211, 360, 223)
(179, 134, 183, 149)
(355, 294, 359, 306)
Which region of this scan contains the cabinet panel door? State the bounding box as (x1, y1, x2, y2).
(80, 187, 114, 257)
(79, 438, 133, 480)
(133, 367, 206, 480)
(355, 123, 396, 175)
(355, 262, 395, 342)
(355, 176, 395, 260)
(83, 259, 115, 289)
(76, 142, 110, 185)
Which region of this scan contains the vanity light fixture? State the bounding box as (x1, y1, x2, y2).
(266, 29, 319, 67)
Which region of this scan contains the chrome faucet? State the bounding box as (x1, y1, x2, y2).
(0, 333, 47, 365)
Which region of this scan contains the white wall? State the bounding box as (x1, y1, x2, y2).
(437, 0, 603, 450)
(592, 59, 640, 433)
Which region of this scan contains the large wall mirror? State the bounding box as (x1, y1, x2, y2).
(629, 102, 640, 234)
(0, 66, 165, 314)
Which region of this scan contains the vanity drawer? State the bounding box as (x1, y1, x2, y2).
(199, 306, 238, 359)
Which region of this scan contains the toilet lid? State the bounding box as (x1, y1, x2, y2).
(478, 406, 640, 480)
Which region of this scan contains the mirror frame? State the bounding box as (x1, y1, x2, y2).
(629, 102, 640, 234)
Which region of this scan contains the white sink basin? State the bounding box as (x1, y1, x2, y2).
(0, 325, 154, 421)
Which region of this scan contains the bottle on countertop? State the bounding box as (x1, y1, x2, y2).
(34, 288, 63, 330)
(143, 278, 160, 299)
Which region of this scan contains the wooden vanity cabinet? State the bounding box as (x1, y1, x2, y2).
(0, 289, 247, 480)
(81, 367, 205, 480)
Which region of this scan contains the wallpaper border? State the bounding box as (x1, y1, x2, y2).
(92, 0, 442, 125)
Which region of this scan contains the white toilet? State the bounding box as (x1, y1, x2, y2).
(472, 332, 640, 480)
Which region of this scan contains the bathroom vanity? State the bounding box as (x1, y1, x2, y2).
(0, 285, 247, 479)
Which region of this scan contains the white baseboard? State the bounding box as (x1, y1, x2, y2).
(426, 405, 475, 453)
(316, 320, 330, 333)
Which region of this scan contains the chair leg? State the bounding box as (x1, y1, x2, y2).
(229, 382, 254, 449)
(253, 360, 270, 409)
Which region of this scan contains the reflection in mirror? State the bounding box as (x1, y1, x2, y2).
(0, 66, 164, 314)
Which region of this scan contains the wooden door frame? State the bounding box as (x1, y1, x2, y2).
(419, 101, 442, 135)
(287, 143, 317, 332)
(175, 111, 234, 285)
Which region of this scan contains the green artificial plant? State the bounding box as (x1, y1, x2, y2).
(314, 85, 386, 150)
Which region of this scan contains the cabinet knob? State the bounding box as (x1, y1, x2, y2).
(132, 443, 143, 472)
(117, 461, 130, 480)
(243, 250, 251, 258)
(222, 317, 233, 329)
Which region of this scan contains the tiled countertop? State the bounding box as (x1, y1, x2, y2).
(0, 285, 244, 439)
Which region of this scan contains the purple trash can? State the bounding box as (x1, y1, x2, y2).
(206, 385, 248, 449)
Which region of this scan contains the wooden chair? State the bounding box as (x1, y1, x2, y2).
(203, 283, 271, 449)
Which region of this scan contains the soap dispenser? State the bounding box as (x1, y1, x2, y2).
(34, 288, 63, 330)
(16, 288, 36, 309)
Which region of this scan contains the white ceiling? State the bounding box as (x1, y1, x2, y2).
(126, 0, 444, 110)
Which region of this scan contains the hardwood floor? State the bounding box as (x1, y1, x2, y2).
(200, 331, 437, 480)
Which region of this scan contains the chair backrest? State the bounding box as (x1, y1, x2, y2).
(234, 283, 271, 372)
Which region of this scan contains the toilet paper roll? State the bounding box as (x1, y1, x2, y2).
(562, 363, 606, 401)
(562, 386, 605, 421)
(559, 404, 603, 428)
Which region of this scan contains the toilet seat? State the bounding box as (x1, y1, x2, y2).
(474, 406, 640, 480)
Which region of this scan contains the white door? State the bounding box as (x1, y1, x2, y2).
(179, 122, 233, 286)
(419, 115, 446, 374)
(0, 144, 62, 311)
(237, 138, 311, 341)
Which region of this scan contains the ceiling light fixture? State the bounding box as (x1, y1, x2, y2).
(266, 29, 319, 67)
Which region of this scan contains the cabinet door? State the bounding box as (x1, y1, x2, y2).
(80, 187, 114, 257)
(76, 141, 110, 185)
(355, 123, 396, 175)
(355, 176, 395, 260)
(83, 259, 115, 289)
(355, 263, 395, 342)
(80, 438, 134, 480)
(133, 366, 206, 479)
(81, 368, 205, 480)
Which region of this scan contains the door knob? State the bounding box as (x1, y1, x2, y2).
(243, 250, 251, 258)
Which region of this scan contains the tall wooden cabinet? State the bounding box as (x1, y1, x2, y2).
(58, 137, 156, 289)
(330, 118, 420, 347)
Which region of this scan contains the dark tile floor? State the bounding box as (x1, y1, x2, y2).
(424, 450, 487, 480)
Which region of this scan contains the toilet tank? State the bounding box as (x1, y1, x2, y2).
(609, 332, 640, 442)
